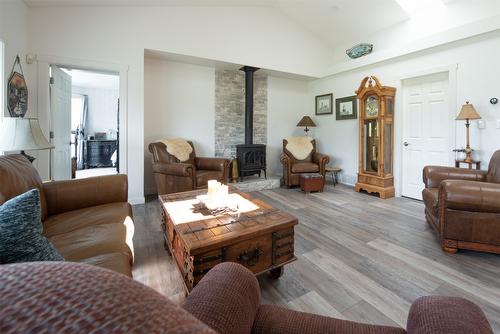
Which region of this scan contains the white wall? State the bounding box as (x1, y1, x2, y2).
(27, 5, 333, 203)
(144, 58, 215, 195)
(72, 86, 119, 137)
(267, 76, 309, 176)
(308, 30, 500, 194)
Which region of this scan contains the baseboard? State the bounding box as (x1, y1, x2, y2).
(129, 196, 145, 205)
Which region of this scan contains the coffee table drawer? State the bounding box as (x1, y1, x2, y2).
(225, 234, 273, 274)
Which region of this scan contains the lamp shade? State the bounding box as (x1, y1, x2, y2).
(0, 117, 54, 152)
(456, 101, 481, 120)
(297, 116, 316, 127)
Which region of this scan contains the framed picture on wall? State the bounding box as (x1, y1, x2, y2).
(336, 95, 357, 120)
(315, 93, 333, 115)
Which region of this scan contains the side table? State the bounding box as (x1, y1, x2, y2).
(325, 167, 342, 186)
(455, 160, 481, 170)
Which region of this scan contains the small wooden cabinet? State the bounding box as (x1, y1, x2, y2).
(355, 76, 396, 199)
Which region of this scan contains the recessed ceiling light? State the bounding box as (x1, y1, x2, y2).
(395, 0, 445, 15)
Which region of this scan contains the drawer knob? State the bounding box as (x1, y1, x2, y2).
(237, 247, 264, 267)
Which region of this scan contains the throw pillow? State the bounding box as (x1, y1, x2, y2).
(0, 189, 64, 264)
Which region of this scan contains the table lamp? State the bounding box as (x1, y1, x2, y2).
(297, 116, 316, 135)
(0, 117, 54, 163)
(455, 101, 481, 163)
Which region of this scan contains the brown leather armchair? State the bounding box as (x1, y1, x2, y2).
(422, 150, 500, 254)
(280, 138, 329, 187)
(149, 141, 230, 195)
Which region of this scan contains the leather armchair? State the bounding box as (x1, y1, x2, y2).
(280, 139, 329, 187)
(149, 141, 230, 195)
(422, 150, 500, 254)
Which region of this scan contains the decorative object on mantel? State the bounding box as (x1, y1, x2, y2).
(354, 76, 396, 199)
(335, 96, 358, 120)
(346, 43, 373, 59)
(456, 101, 481, 163)
(296, 116, 316, 135)
(315, 93, 333, 115)
(7, 55, 29, 118)
(0, 117, 54, 163)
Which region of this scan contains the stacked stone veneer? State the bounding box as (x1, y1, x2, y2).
(215, 69, 267, 157)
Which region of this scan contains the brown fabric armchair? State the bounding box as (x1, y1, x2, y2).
(149, 141, 230, 195)
(422, 150, 500, 254)
(1, 262, 493, 334)
(280, 138, 329, 187)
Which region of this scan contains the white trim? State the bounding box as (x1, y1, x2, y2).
(397, 65, 457, 198)
(0, 39, 4, 120)
(35, 54, 129, 184)
(325, 14, 500, 77)
(129, 196, 145, 205)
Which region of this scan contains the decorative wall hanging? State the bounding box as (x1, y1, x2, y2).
(315, 93, 333, 115)
(335, 96, 357, 120)
(346, 43, 373, 59)
(7, 55, 29, 118)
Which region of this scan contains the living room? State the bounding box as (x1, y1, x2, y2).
(1, 0, 500, 333)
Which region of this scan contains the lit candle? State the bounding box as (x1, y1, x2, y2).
(207, 180, 218, 198)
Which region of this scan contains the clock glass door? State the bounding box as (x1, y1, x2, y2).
(365, 95, 379, 118)
(363, 119, 379, 173)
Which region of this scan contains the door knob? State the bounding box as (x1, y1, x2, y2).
(403, 142, 410, 147)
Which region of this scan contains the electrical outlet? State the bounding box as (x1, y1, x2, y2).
(497, 119, 500, 129)
(477, 120, 486, 129)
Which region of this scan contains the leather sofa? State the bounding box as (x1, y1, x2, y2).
(149, 141, 229, 195)
(1, 261, 493, 334)
(0, 154, 134, 276)
(281, 138, 329, 187)
(422, 150, 500, 254)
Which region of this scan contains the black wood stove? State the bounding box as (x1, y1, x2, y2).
(236, 66, 266, 180)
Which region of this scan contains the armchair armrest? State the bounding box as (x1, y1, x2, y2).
(183, 262, 260, 334)
(195, 157, 229, 172)
(423, 166, 487, 188)
(313, 152, 330, 174)
(407, 296, 493, 334)
(43, 174, 128, 216)
(152, 161, 194, 177)
(252, 304, 404, 334)
(439, 180, 500, 213)
(280, 152, 292, 166)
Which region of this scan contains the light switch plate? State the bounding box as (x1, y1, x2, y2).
(477, 120, 486, 129)
(497, 119, 500, 129)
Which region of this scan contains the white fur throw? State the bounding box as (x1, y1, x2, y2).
(157, 138, 193, 162)
(285, 136, 314, 160)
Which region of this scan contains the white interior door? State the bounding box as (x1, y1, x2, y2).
(50, 65, 72, 181)
(402, 72, 450, 200)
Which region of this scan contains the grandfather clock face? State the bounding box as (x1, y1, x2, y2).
(365, 95, 379, 118)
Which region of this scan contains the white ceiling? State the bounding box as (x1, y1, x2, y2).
(61, 68, 119, 90)
(23, 0, 411, 47)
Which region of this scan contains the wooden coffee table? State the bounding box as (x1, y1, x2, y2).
(160, 189, 298, 293)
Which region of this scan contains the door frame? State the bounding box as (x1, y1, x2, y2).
(396, 64, 458, 198)
(35, 54, 129, 181)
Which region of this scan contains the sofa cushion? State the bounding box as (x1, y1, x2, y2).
(422, 188, 439, 217)
(197, 170, 223, 188)
(291, 162, 319, 173)
(80, 252, 132, 277)
(0, 262, 216, 333)
(49, 223, 134, 263)
(0, 189, 64, 264)
(0, 154, 48, 220)
(43, 202, 133, 237)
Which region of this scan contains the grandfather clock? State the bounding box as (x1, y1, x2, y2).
(354, 76, 396, 199)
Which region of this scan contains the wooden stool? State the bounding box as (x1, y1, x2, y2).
(299, 173, 324, 193)
(325, 167, 342, 186)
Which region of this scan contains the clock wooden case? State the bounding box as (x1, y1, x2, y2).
(354, 76, 396, 199)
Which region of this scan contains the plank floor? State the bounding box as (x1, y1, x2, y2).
(132, 184, 500, 331)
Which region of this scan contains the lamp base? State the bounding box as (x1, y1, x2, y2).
(20, 150, 36, 163)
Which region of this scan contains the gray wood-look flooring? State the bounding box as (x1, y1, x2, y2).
(131, 184, 500, 331)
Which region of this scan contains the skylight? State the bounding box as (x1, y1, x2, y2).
(395, 0, 445, 15)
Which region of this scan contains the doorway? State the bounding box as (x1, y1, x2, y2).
(49, 65, 120, 180)
(401, 72, 450, 200)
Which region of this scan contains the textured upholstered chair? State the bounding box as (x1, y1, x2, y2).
(423, 150, 500, 254)
(149, 140, 230, 195)
(1, 261, 493, 334)
(280, 137, 329, 187)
